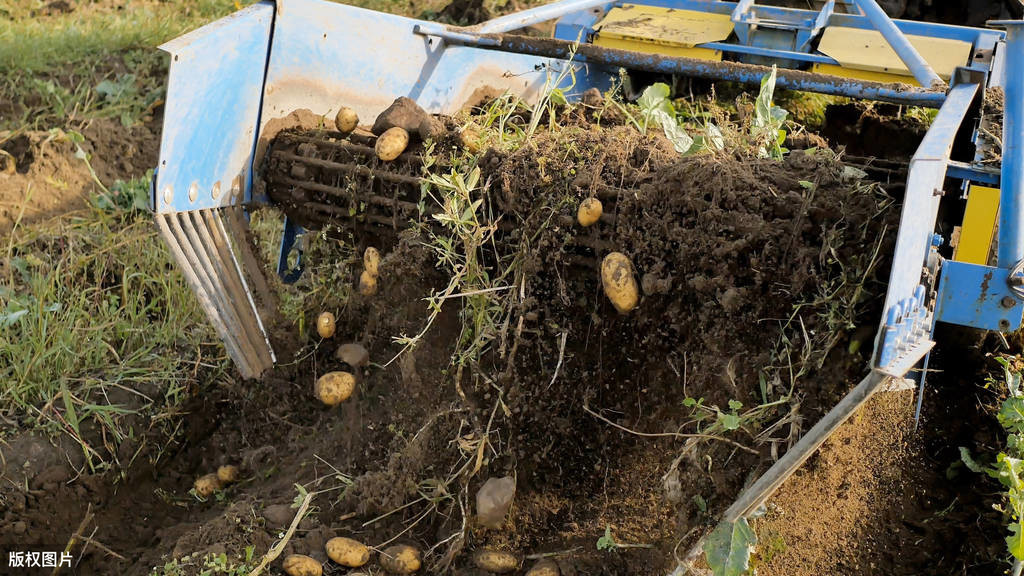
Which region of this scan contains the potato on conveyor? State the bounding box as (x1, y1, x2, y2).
(317, 311, 336, 339)
(601, 252, 639, 314)
(325, 536, 370, 567)
(335, 107, 359, 133)
(315, 371, 356, 406)
(283, 554, 322, 576)
(375, 127, 409, 161)
(380, 544, 421, 574)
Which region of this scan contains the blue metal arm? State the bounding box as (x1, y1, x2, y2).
(993, 21, 1024, 270)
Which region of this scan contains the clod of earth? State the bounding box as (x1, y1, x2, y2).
(193, 473, 221, 498)
(582, 87, 604, 108)
(476, 475, 516, 529)
(380, 544, 421, 574)
(336, 342, 370, 367)
(282, 553, 323, 576)
(419, 116, 447, 141)
(601, 252, 640, 313)
(325, 536, 370, 567)
(473, 549, 521, 573)
(526, 558, 561, 576)
(216, 464, 240, 485)
(316, 311, 336, 339)
(577, 197, 603, 227)
(314, 371, 356, 406)
(375, 127, 410, 162)
(335, 107, 359, 134)
(372, 96, 431, 136)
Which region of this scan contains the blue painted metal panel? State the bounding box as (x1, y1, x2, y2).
(261, 0, 579, 135)
(155, 2, 274, 213)
(936, 261, 1024, 331)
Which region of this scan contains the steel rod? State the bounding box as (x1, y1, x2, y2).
(993, 21, 1024, 268)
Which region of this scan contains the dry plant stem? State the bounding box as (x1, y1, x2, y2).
(247, 491, 314, 576)
(53, 504, 92, 576)
(582, 402, 759, 455)
(525, 547, 583, 560)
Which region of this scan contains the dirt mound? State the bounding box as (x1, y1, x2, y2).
(0, 118, 158, 235)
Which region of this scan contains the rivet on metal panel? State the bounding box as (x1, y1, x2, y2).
(188, 181, 199, 203)
(163, 185, 173, 205)
(1001, 296, 1017, 309)
(212, 181, 222, 200)
(231, 176, 242, 202)
(1000, 318, 1012, 330)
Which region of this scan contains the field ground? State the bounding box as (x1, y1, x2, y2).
(0, 1, 1022, 575)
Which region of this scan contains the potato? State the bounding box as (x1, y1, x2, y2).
(526, 558, 561, 576)
(193, 473, 222, 498)
(601, 252, 639, 314)
(576, 197, 603, 227)
(325, 536, 370, 567)
(282, 554, 322, 576)
(358, 270, 378, 296)
(317, 311, 336, 339)
(473, 549, 520, 574)
(364, 247, 381, 277)
(375, 127, 409, 162)
(335, 107, 359, 133)
(216, 465, 240, 485)
(380, 544, 421, 574)
(315, 371, 356, 406)
(459, 123, 484, 154)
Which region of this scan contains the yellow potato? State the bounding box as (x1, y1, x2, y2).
(459, 124, 484, 154)
(364, 247, 381, 277)
(335, 107, 359, 133)
(358, 270, 378, 296)
(216, 465, 240, 485)
(601, 252, 639, 314)
(473, 549, 520, 574)
(576, 197, 603, 227)
(193, 473, 221, 498)
(380, 544, 421, 574)
(375, 127, 409, 162)
(282, 554, 322, 576)
(317, 311, 336, 339)
(525, 558, 561, 576)
(315, 371, 356, 406)
(325, 536, 370, 567)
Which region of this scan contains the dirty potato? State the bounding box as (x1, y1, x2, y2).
(317, 311, 336, 339)
(473, 549, 520, 574)
(325, 536, 370, 567)
(193, 473, 222, 498)
(375, 127, 409, 161)
(459, 123, 484, 154)
(358, 270, 378, 296)
(216, 465, 240, 485)
(576, 197, 603, 227)
(282, 554, 322, 576)
(364, 247, 381, 277)
(601, 252, 639, 314)
(315, 371, 356, 406)
(380, 544, 421, 574)
(335, 107, 359, 133)
(525, 558, 561, 576)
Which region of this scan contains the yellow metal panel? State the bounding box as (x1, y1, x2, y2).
(955, 185, 1000, 265)
(816, 27, 971, 83)
(811, 63, 923, 86)
(593, 5, 733, 61)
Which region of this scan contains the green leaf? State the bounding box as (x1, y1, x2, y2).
(693, 494, 707, 513)
(718, 412, 741, 431)
(704, 518, 757, 576)
(999, 397, 1024, 434)
(960, 446, 984, 473)
(637, 82, 673, 119)
(651, 109, 693, 154)
(728, 400, 743, 411)
(1009, 522, 1024, 560)
(596, 525, 617, 551)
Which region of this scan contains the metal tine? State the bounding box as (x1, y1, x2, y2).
(155, 214, 254, 378)
(189, 210, 269, 370)
(223, 206, 279, 326)
(169, 212, 260, 377)
(176, 211, 263, 374)
(203, 210, 276, 368)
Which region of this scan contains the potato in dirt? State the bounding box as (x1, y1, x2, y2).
(473, 549, 520, 573)
(326, 536, 370, 567)
(314, 371, 355, 406)
(317, 311, 336, 339)
(380, 544, 421, 574)
(600, 252, 639, 313)
(193, 473, 221, 498)
(283, 554, 322, 576)
(376, 126, 409, 161)
(335, 107, 359, 133)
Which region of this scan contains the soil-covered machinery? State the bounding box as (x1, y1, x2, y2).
(152, 0, 1024, 565)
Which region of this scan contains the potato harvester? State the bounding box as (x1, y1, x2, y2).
(152, 0, 1024, 562)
